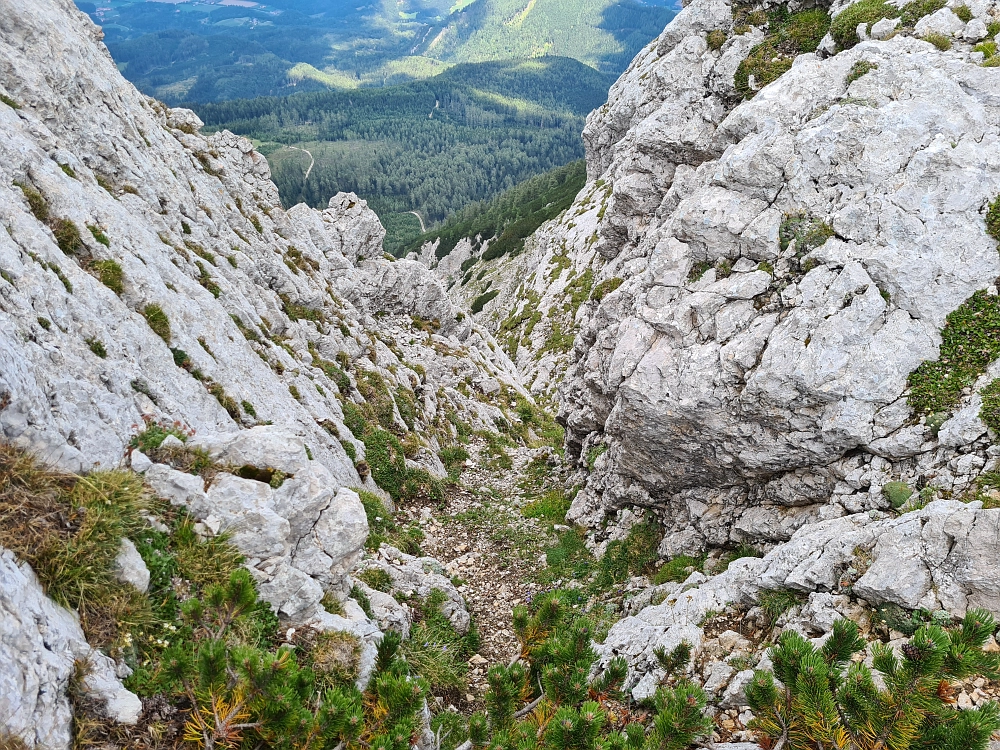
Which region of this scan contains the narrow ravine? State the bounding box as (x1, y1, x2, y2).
(394, 440, 564, 706)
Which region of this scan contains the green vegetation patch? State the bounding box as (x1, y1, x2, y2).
(883, 480, 914, 509)
(403, 161, 587, 260)
(986, 195, 1000, 241)
(91, 259, 124, 295)
(907, 290, 1000, 416)
(979, 378, 1000, 434)
(735, 7, 830, 99)
(87, 224, 110, 247)
(590, 276, 623, 302)
(141, 303, 171, 343)
(653, 554, 704, 584)
(846, 60, 878, 85)
(779, 213, 835, 254)
(830, 0, 946, 49)
(748, 611, 1000, 750)
(923, 31, 952, 50)
(401, 589, 479, 692)
(51, 218, 83, 255)
(358, 488, 423, 555)
(594, 516, 663, 591)
(471, 289, 500, 314)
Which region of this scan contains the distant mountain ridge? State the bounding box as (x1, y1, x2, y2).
(76, 0, 676, 103)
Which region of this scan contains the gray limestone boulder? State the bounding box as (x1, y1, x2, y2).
(0, 548, 141, 746)
(113, 538, 150, 594)
(358, 545, 471, 634)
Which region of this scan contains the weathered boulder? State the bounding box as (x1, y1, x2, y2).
(113, 538, 150, 594)
(0, 548, 141, 746)
(357, 545, 471, 634)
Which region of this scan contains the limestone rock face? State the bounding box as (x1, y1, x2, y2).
(473, 0, 1000, 550)
(596, 500, 1000, 699)
(0, 548, 141, 747)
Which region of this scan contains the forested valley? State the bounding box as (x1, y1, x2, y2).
(198, 58, 608, 252)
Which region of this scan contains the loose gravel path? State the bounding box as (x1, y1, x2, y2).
(396, 440, 561, 701)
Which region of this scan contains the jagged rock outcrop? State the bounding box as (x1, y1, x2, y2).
(481, 0, 1000, 552)
(595, 498, 1000, 702)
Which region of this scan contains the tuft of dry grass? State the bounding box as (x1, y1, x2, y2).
(0, 732, 32, 750)
(0, 443, 154, 647)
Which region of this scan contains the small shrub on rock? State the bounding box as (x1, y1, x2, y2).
(590, 276, 623, 302)
(85, 337, 107, 358)
(91, 259, 123, 294)
(706, 28, 727, 49)
(86, 224, 109, 247)
(465, 590, 712, 749)
(51, 218, 83, 255)
(471, 289, 500, 313)
(883, 480, 914, 509)
(141, 303, 171, 343)
(358, 567, 393, 593)
(923, 31, 953, 50)
(747, 612, 1000, 750)
(979, 378, 1000, 434)
(846, 59, 878, 84)
(15, 181, 49, 222)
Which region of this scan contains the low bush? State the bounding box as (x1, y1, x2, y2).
(846, 59, 878, 84)
(986, 195, 1000, 241)
(747, 612, 1000, 750)
(51, 218, 83, 255)
(595, 516, 662, 590)
(91, 259, 123, 295)
(87, 224, 110, 247)
(883, 480, 914, 509)
(923, 31, 953, 50)
(706, 28, 727, 50)
(471, 289, 500, 314)
(465, 590, 712, 750)
(653, 554, 703, 584)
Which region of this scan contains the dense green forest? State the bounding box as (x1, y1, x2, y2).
(404, 159, 586, 259)
(75, 0, 675, 103)
(198, 58, 608, 252)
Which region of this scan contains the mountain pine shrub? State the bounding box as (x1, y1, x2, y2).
(463, 590, 713, 750)
(746, 612, 1000, 750)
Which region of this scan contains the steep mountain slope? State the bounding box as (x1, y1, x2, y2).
(448, 0, 1000, 545)
(10, 0, 1000, 746)
(0, 0, 531, 742)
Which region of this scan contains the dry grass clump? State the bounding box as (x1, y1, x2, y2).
(0, 442, 154, 646)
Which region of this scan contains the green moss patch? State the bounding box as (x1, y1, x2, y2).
(907, 290, 1000, 416)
